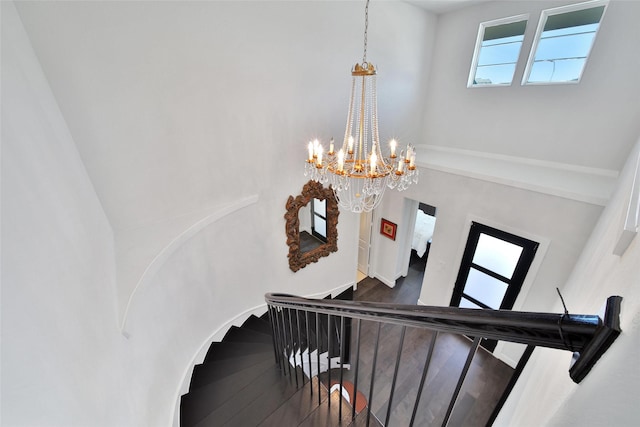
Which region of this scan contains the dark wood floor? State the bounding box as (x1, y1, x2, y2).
(300, 230, 325, 253)
(332, 254, 514, 426)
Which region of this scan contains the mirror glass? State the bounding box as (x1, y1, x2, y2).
(285, 181, 339, 272)
(299, 199, 328, 254)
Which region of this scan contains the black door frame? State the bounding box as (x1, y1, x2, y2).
(450, 222, 539, 351)
(311, 198, 328, 243)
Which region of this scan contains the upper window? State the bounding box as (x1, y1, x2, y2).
(523, 0, 607, 85)
(468, 15, 528, 87)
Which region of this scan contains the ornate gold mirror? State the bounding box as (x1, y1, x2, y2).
(285, 180, 339, 272)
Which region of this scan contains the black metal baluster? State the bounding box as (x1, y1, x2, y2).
(410, 331, 438, 426)
(327, 314, 332, 408)
(442, 336, 481, 427)
(339, 316, 346, 419)
(267, 306, 280, 368)
(352, 319, 362, 421)
(305, 310, 313, 397)
(295, 309, 305, 385)
(316, 312, 321, 406)
(287, 308, 299, 388)
(385, 325, 406, 426)
(366, 322, 382, 427)
(273, 307, 282, 371)
(486, 345, 535, 426)
(280, 307, 292, 379)
(275, 306, 285, 370)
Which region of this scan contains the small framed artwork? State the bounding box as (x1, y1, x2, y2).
(380, 218, 397, 241)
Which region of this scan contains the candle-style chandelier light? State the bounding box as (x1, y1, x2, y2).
(304, 0, 418, 213)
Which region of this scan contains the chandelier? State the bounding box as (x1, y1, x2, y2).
(304, 0, 418, 213)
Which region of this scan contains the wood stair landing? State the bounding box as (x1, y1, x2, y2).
(180, 314, 381, 426)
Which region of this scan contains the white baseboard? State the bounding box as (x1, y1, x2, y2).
(374, 274, 396, 288)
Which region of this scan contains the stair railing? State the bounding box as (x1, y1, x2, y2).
(265, 292, 622, 426)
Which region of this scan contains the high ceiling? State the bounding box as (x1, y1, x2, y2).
(405, 0, 490, 14)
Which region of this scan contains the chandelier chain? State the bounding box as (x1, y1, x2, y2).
(363, 0, 369, 64)
(303, 0, 418, 213)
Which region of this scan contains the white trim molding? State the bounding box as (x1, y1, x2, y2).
(120, 195, 259, 335)
(415, 145, 618, 206)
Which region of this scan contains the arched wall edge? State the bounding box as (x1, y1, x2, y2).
(120, 194, 260, 335)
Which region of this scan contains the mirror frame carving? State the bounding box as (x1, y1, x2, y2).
(285, 180, 339, 272)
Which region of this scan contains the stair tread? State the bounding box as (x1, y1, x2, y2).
(190, 352, 276, 391)
(242, 315, 272, 335)
(204, 341, 272, 363)
(350, 407, 384, 427)
(223, 326, 272, 344)
(182, 297, 361, 426)
(298, 389, 354, 426)
(257, 376, 328, 426)
(181, 359, 276, 426)
(193, 365, 299, 427)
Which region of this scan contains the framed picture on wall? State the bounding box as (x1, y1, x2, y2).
(380, 218, 397, 241)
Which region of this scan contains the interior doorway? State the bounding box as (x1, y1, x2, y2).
(397, 201, 437, 295)
(450, 222, 539, 352)
(357, 210, 373, 282)
(410, 202, 437, 271)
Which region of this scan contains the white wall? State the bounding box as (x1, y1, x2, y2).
(422, 0, 640, 171)
(373, 168, 602, 312)
(496, 140, 640, 427)
(1, 3, 130, 424)
(2, 1, 435, 425)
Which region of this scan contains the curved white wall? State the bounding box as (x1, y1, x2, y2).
(2, 3, 128, 424)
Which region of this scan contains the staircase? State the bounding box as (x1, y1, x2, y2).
(181, 312, 378, 426)
(180, 289, 622, 426)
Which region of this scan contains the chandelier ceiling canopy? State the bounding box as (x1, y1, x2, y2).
(304, 0, 418, 213)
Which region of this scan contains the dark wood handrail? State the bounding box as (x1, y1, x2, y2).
(265, 292, 622, 383)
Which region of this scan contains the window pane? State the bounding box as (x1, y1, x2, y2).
(528, 57, 587, 84)
(484, 20, 527, 41)
(535, 30, 596, 61)
(469, 17, 527, 87)
(472, 233, 523, 279)
(314, 216, 326, 238)
(543, 6, 605, 32)
(474, 63, 518, 86)
(313, 198, 326, 217)
(464, 268, 508, 309)
(525, 4, 605, 84)
(477, 39, 523, 66)
(460, 297, 483, 310)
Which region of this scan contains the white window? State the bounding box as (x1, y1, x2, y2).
(523, 0, 607, 85)
(468, 15, 528, 87)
